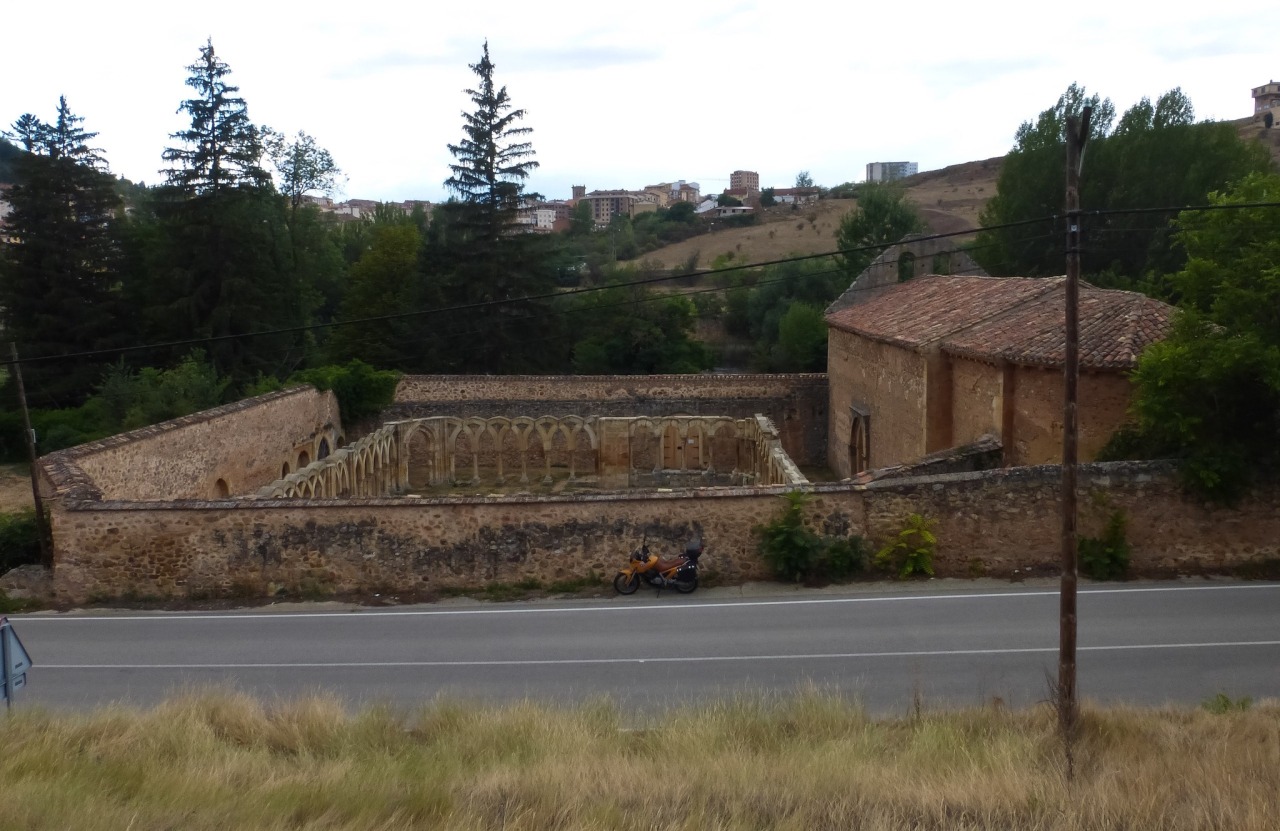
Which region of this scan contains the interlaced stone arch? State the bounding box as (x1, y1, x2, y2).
(254, 414, 802, 499)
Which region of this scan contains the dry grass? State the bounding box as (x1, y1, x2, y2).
(1, 690, 1276, 830)
(0, 463, 35, 512)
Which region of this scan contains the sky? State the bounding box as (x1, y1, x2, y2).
(2, 1, 1274, 204)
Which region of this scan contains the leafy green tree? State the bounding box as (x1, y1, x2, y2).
(326, 223, 423, 368)
(795, 171, 814, 188)
(261, 128, 344, 220)
(161, 38, 270, 195)
(975, 84, 1269, 281)
(835, 182, 924, 280)
(774, 302, 828, 371)
(94, 352, 230, 431)
(760, 187, 777, 207)
(717, 193, 743, 207)
(0, 98, 125, 404)
(567, 285, 712, 374)
(1104, 173, 1280, 501)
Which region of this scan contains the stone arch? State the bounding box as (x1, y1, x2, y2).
(298, 449, 311, 469)
(404, 422, 439, 490)
(214, 478, 230, 498)
(317, 437, 331, 460)
(281, 461, 291, 478)
(897, 250, 916, 282)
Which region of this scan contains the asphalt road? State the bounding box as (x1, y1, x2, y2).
(6, 580, 1279, 715)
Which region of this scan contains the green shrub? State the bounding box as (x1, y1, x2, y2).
(291, 360, 401, 425)
(0, 509, 42, 572)
(1079, 510, 1130, 580)
(1201, 692, 1253, 714)
(755, 491, 865, 583)
(874, 514, 936, 578)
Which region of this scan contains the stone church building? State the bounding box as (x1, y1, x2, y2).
(824, 274, 1175, 478)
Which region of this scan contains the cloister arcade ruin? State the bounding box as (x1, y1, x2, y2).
(253, 414, 806, 500)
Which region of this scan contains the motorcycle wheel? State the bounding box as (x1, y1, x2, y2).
(613, 572, 640, 595)
(674, 574, 699, 594)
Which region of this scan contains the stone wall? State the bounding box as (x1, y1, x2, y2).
(46, 460, 1280, 603)
(389, 374, 829, 468)
(39, 388, 342, 502)
(827, 329, 928, 477)
(1009, 366, 1132, 466)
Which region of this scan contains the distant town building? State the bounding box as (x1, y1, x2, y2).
(729, 170, 760, 192)
(1253, 81, 1280, 116)
(571, 184, 586, 201)
(579, 189, 660, 226)
(771, 186, 821, 205)
(866, 162, 918, 183)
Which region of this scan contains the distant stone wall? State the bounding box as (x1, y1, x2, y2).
(46, 460, 1280, 603)
(389, 374, 829, 467)
(38, 387, 342, 502)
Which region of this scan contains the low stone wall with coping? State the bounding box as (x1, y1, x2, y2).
(43, 459, 1280, 603)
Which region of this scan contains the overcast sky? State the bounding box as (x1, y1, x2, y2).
(2, 1, 1273, 203)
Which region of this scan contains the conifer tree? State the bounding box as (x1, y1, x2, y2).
(444, 40, 540, 241)
(161, 38, 270, 195)
(423, 41, 564, 374)
(0, 97, 124, 405)
(137, 40, 309, 384)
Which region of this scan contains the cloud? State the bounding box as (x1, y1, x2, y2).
(327, 50, 461, 81)
(503, 45, 661, 73)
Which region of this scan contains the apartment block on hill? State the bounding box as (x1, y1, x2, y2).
(1254, 80, 1280, 120)
(579, 189, 660, 226)
(729, 170, 759, 192)
(866, 161, 918, 183)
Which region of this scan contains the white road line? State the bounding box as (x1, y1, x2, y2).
(32, 639, 1280, 669)
(12, 582, 1279, 623)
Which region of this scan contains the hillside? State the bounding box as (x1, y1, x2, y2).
(640, 115, 1280, 271)
(639, 157, 1004, 270)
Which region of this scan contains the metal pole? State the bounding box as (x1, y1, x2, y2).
(1059, 108, 1092, 738)
(9, 343, 52, 567)
(2, 619, 11, 712)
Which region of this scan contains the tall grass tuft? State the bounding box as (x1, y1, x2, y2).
(0, 688, 1276, 829)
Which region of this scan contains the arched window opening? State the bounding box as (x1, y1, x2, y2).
(318, 438, 331, 460)
(214, 478, 230, 498)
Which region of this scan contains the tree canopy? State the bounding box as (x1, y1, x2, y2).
(974, 84, 1271, 282)
(162, 39, 270, 196)
(444, 40, 539, 241)
(1103, 173, 1280, 501)
(0, 98, 124, 404)
(834, 183, 924, 281)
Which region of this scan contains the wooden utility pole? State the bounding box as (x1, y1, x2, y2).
(8, 344, 52, 567)
(1059, 108, 1092, 739)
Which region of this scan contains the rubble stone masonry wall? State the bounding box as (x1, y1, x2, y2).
(389, 374, 829, 467)
(39, 388, 342, 502)
(47, 461, 1280, 603)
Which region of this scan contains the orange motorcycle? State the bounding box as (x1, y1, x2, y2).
(613, 536, 703, 595)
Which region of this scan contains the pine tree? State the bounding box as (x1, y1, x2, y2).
(161, 38, 269, 196)
(417, 42, 569, 374)
(444, 40, 540, 241)
(137, 41, 309, 385)
(0, 98, 125, 405)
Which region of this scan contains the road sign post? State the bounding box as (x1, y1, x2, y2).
(1, 616, 34, 710)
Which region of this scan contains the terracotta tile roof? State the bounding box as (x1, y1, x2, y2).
(823, 275, 1057, 348)
(943, 283, 1174, 370)
(824, 274, 1175, 370)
